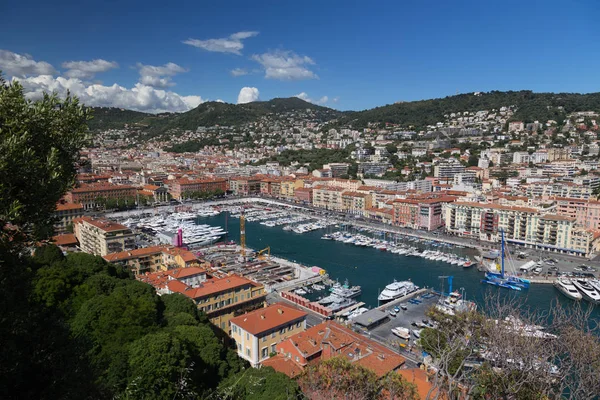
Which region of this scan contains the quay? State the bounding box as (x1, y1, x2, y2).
(374, 288, 429, 311)
(334, 301, 366, 318)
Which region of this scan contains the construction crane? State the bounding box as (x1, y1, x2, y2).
(240, 209, 246, 261)
(255, 246, 270, 261)
(438, 275, 453, 296)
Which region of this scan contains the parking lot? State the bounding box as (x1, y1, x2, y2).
(366, 292, 440, 354)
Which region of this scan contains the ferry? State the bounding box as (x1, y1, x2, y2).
(378, 280, 418, 302)
(571, 279, 600, 303)
(553, 278, 582, 301)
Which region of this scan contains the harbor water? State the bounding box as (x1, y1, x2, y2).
(203, 213, 600, 321)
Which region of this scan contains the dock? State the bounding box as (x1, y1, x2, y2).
(374, 288, 429, 311)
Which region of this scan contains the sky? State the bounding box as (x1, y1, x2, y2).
(1, 0, 599, 113)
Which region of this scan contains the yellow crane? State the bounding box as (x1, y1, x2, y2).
(256, 246, 270, 261)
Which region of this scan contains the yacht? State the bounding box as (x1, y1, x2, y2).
(378, 280, 418, 302)
(571, 279, 600, 303)
(330, 279, 362, 298)
(391, 327, 411, 340)
(554, 278, 582, 301)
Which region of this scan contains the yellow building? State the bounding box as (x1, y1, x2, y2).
(341, 191, 372, 216)
(54, 202, 85, 234)
(73, 216, 135, 256)
(103, 245, 203, 274)
(230, 302, 307, 367)
(280, 179, 304, 199)
(312, 186, 344, 211)
(187, 274, 267, 332)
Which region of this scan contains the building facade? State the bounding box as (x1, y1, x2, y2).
(54, 202, 85, 234)
(73, 216, 135, 256)
(65, 184, 137, 210)
(169, 178, 227, 200)
(230, 303, 307, 367)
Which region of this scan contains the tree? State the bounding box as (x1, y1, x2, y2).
(218, 367, 300, 400)
(125, 332, 196, 400)
(33, 244, 65, 266)
(467, 154, 478, 167)
(0, 77, 89, 244)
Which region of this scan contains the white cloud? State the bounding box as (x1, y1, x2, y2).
(135, 62, 188, 88)
(13, 75, 203, 113)
(332, 96, 340, 103)
(183, 31, 258, 55)
(0, 49, 57, 77)
(251, 50, 317, 80)
(215, 99, 225, 103)
(62, 59, 118, 79)
(230, 68, 248, 77)
(295, 92, 328, 105)
(237, 87, 259, 104)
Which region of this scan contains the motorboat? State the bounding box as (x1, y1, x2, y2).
(412, 329, 422, 338)
(571, 279, 600, 303)
(553, 278, 582, 301)
(378, 280, 418, 302)
(391, 327, 410, 340)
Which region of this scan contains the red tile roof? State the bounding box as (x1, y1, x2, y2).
(55, 202, 84, 211)
(52, 233, 78, 246)
(74, 216, 130, 232)
(230, 302, 307, 336)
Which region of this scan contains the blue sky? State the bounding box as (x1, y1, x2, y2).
(1, 0, 598, 112)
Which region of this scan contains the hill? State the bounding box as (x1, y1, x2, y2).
(87, 98, 342, 133)
(339, 90, 600, 129)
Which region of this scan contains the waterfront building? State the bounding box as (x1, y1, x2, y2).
(65, 183, 137, 210)
(73, 216, 135, 256)
(53, 202, 85, 234)
(228, 176, 263, 196)
(262, 320, 405, 378)
(280, 179, 303, 199)
(169, 177, 227, 200)
(103, 245, 203, 274)
(312, 186, 344, 211)
(139, 184, 169, 203)
(393, 195, 454, 231)
(444, 202, 598, 256)
(341, 191, 372, 216)
(230, 302, 307, 367)
(294, 187, 313, 204)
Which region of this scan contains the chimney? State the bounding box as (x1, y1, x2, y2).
(260, 314, 265, 319)
(278, 308, 283, 314)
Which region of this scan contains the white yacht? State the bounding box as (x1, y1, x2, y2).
(572, 279, 600, 303)
(378, 280, 418, 302)
(553, 278, 582, 301)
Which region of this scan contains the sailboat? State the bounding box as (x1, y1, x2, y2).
(481, 229, 530, 291)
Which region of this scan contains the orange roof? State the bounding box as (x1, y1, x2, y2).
(74, 216, 130, 232)
(173, 267, 206, 279)
(71, 183, 136, 193)
(230, 302, 307, 336)
(55, 202, 84, 211)
(261, 355, 304, 378)
(143, 184, 160, 191)
(342, 191, 369, 198)
(52, 233, 78, 246)
(103, 245, 165, 262)
(398, 369, 440, 399)
(185, 274, 261, 299)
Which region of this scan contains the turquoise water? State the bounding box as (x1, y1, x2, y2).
(203, 214, 599, 322)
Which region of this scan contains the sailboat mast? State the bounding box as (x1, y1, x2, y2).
(501, 229, 505, 278)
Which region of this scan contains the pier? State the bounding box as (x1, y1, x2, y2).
(334, 301, 366, 318)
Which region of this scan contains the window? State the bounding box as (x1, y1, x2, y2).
(246, 333, 249, 340)
(262, 335, 267, 342)
(280, 328, 285, 335)
(237, 343, 241, 351)
(261, 348, 268, 359)
(296, 322, 300, 328)
(221, 322, 225, 329)
(295, 356, 299, 362)
(271, 332, 276, 339)
(232, 325, 237, 334)
(234, 296, 238, 302)
(271, 344, 276, 353)
(246, 348, 250, 357)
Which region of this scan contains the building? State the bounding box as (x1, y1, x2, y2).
(103, 245, 202, 274)
(280, 179, 303, 199)
(393, 195, 455, 231)
(169, 178, 227, 200)
(73, 216, 135, 256)
(444, 202, 595, 256)
(139, 184, 169, 203)
(433, 162, 465, 179)
(137, 267, 208, 295)
(312, 186, 344, 211)
(230, 302, 307, 367)
(53, 202, 85, 234)
(294, 187, 313, 204)
(357, 162, 390, 177)
(65, 183, 137, 210)
(323, 163, 350, 178)
(262, 320, 405, 378)
(341, 191, 372, 215)
(184, 274, 266, 332)
(508, 121, 525, 132)
(228, 176, 263, 196)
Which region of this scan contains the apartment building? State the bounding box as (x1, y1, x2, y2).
(53, 202, 85, 234)
(294, 187, 313, 204)
(103, 245, 202, 274)
(393, 195, 453, 231)
(137, 267, 209, 296)
(341, 191, 372, 215)
(73, 216, 135, 256)
(169, 178, 227, 200)
(262, 320, 405, 378)
(444, 202, 595, 256)
(186, 274, 266, 332)
(323, 163, 350, 178)
(65, 183, 137, 210)
(526, 183, 593, 199)
(312, 186, 344, 211)
(280, 179, 303, 199)
(228, 176, 262, 196)
(554, 197, 600, 231)
(230, 303, 307, 367)
(433, 162, 466, 179)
